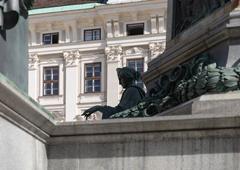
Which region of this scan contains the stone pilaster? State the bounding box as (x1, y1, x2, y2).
(63, 50, 80, 121)
(158, 16, 166, 33)
(151, 15, 158, 34)
(29, 25, 37, 46)
(106, 21, 113, 38)
(113, 20, 120, 37)
(105, 45, 122, 106)
(28, 53, 39, 101)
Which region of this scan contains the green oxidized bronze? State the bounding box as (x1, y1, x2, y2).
(110, 53, 240, 118)
(0, 0, 34, 30)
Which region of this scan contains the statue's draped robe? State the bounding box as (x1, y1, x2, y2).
(101, 85, 145, 119)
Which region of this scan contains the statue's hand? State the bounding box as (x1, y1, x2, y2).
(82, 106, 102, 119)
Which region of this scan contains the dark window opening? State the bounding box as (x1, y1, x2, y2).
(127, 23, 144, 36)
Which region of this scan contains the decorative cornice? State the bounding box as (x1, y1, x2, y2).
(105, 45, 122, 62)
(149, 41, 166, 58)
(28, 53, 39, 70)
(63, 50, 80, 67)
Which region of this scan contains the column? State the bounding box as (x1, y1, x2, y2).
(105, 46, 122, 106)
(158, 16, 166, 33)
(151, 15, 158, 34)
(28, 54, 39, 101)
(64, 50, 80, 121)
(106, 21, 113, 38)
(113, 20, 120, 37)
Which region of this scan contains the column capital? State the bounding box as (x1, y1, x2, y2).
(149, 41, 166, 58)
(105, 46, 122, 62)
(63, 50, 80, 67)
(28, 53, 39, 70)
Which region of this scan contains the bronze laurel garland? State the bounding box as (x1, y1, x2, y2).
(110, 53, 240, 118)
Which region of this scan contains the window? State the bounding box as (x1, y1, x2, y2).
(127, 58, 144, 88)
(42, 32, 59, 45)
(84, 63, 101, 93)
(84, 29, 101, 41)
(43, 67, 59, 96)
(127, 23, 144, 36)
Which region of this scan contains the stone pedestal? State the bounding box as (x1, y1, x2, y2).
(0, 17, 28, 92)
(144, 0, 240, 92)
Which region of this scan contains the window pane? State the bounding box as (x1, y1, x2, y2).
(53, 68, 58, 74)
(94, 65, 101, 77)
(94, 86, 101, 92)
(44, 89, 51, 95)
(44, 69, 51, 74)
(87, 80, 93, 86)
(93, 29, 101, 40)
(53, 82, 58, 88)
(43, 34, 51, 44)
(52, 33, 59, 44)
(53, 74, 59, 80)
(53, 89, 58, 95)
(86, 66, 93, 77)
(84, 30, 93, 41)
(86, 87, 92, 92)
(44, 75, 52, 81)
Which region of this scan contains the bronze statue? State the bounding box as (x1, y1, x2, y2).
(110, 53, 240, 118)
(82, 67, 145, 119)
(0, 0, 33, 30)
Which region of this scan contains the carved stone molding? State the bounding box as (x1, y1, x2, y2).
(125, 47, 145, 56)
(105, 46, 122, 62)
(149, 42, 166, 58)
(63, 50, 80, 67)
(28, 53, 39, 69)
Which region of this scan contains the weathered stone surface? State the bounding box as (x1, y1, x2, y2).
(1, 73, 240, 170)
(0, 117, 48, 170)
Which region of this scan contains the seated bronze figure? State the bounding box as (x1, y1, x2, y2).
(82, 67, 145, 119)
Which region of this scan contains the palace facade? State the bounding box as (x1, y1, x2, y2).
(28, 0, 167, 121)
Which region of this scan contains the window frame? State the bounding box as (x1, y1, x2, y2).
(83, 28, 101, 41)
(42, 32, 59, 45)
(43, 66, 59, 96)
(84, 62, 102, 93)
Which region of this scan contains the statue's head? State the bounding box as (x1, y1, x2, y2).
(116, 67, 141, 88)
